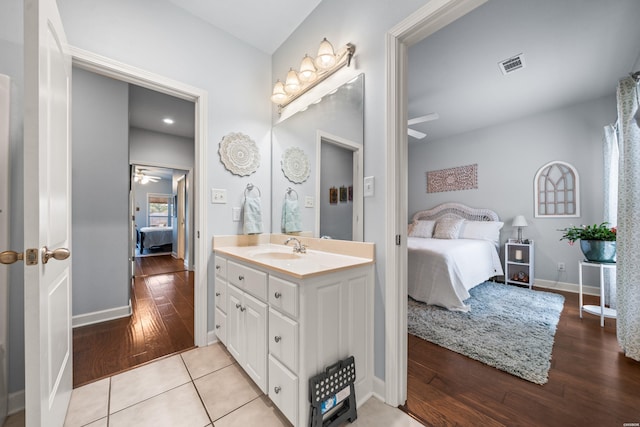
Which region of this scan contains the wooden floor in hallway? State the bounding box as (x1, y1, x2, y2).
(402, 289, 640, 426)
(72, 255, 194, 388)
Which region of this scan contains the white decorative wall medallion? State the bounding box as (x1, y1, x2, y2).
(218, 132, 261, 176)
(281, 147, 310, 183)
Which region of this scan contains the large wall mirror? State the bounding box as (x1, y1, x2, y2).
(271, 73, 364, 241)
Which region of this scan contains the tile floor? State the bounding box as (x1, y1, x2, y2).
(4, 343, 422, 427)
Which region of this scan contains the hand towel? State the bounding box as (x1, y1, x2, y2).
(281, 198, 302, 233)
(243, 195, 263, 234)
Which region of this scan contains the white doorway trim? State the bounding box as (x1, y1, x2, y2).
(384, 0, 487, 406)
(70, 46, 209, 347)
(315, 131, 364, 241)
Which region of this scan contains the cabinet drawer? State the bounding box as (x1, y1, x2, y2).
(214, 255, 227, 280)
(269, 276, 299, 318)
(268, 355, 298, 426)
(269, 308, 298, 373)
(228, 260, 267, 301)
(215, 279, 227, 313)
(214, 307, 227, 346)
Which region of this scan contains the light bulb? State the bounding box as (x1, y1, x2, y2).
(298, 54, 317, 82)
(270, 80, 287, 104)
(284, 68, 301, 94)
(315, 38, 336, 69)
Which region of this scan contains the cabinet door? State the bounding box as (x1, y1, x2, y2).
(243, 292, 268, 393)
(226, 284, 243, 361)
(215, 278, 228, 312)
(214, 307, 227, 345)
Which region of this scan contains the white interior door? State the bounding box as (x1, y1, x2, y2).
(0, 73, 10, 427)
(23, 0, 73, 425)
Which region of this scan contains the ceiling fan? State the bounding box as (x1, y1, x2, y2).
(134, 168, 161, 184)
(408, 113, 439, 140)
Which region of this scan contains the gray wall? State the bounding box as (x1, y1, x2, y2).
(72, 68, 131, 317)
(408, 94, 616, 285)
(129, 127, 194, 170)
(320, 142, 353, 240)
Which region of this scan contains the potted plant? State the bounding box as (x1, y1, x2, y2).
(559, 222, 617, 263)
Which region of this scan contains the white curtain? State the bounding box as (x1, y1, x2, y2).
(616, 76, 640, 361)
(603, 124, 618, 307)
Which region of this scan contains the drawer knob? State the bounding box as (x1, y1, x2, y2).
(274, 386, 281, 394)
(238, 275, 244, 281)
(236, 303, 241, 309)
(274, 335, 281, 343)
(215, 324, 220, 329)
(274, 291, 282, 299)
(240, 306, 246, 312)
(215, 292, 221, 297)
(215, 265, 221, 270)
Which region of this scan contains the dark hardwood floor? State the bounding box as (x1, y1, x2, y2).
(403, 288, 640, 426)
(72, 255, 194, 388)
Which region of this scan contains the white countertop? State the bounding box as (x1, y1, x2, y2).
(214, 243, 374, 279)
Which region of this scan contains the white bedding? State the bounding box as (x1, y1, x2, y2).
(139, 226, 173, 250)
(408, 237, 504, 311)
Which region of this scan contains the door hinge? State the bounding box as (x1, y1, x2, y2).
(396, 234, 401, 245)
(197, 231, 200, 238)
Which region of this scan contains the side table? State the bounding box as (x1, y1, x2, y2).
(578, 260, 616, 327)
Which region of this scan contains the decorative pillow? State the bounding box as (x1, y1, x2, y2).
(433, 218, 464, 239)
(408, 220, 436, 238)
(459, 220, 504, 245)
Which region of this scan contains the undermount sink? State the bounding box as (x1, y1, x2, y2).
(252, 251, 301, 260)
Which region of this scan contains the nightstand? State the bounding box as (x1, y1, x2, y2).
(504, 239, 534, 289)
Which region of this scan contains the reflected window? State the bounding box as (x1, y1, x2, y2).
(534, 161, 579, 217)
(148, 193, 173, 226)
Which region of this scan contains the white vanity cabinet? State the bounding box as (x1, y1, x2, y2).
(213, 255, 228, 345)
(226, 260, 268, 393)
(213, 244, 374, 427)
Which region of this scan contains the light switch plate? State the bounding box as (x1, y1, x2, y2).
(232, 207, 241, 221)
(305, 196, 314, 208)
(211, 188, 227, 204)
(364, 176, 375, 197)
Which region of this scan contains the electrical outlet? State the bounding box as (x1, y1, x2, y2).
(211, 188, 227, 204)
(232, 207, 241, 221)
(557, 262, 566, 272)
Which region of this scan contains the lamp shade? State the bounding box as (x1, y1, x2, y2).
(315, 38, 336, 69)
(270, 80, 287, 104)
(284, 68, 301, 94)
(512, 215, 528, 227)
(298, 54, 317, 82)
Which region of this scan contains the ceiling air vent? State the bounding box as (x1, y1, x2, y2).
(499, 54, 525, 75)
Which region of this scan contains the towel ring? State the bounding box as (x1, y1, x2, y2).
(244, 183, 261, 197)
(286, 187, 298, 200)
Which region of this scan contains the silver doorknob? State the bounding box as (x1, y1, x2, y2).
(42, 246, 70, 264)
(274, 386, 281, 394)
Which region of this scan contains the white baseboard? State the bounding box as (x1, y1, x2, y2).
(372, 376, 386, 402)
(8, 390, 24, 415)
(534, 279, 599, 296)
(207, 330, 219, 345)
(72, 301, 132, 328)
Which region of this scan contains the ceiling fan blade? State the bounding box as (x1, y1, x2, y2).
(408, 128, 427, 139)
(408, 113, 439, 125)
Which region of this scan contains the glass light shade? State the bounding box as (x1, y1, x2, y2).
(512, 215, 528, 227)
(298, 54, 317, 82)
(315, 38, 336, 69)
(270, 80, 288, 104)
(284, 68, 301, 94)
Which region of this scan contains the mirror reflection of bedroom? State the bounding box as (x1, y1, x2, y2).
(403, 0, 639, 423)
(71, 69, 197, 387)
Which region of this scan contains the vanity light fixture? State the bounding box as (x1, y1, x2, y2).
(271, 38, 355, 111)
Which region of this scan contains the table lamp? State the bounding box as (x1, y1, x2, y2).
(512, 215, 528, 243)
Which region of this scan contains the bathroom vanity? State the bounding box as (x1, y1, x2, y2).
(213, 235, 374, 426)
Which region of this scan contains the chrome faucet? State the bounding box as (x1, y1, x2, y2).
(284, 237, 306, 253)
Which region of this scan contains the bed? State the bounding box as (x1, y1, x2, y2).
(408, 203, 504, 311)
(138, 226, 173, 252)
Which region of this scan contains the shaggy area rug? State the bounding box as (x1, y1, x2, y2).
(408, 281, 565, 384)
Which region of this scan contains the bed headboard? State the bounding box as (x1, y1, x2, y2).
(411, 202, 500, 223)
